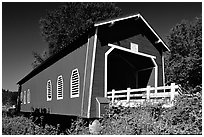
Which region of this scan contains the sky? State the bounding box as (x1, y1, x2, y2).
(2, 2, 201, 91)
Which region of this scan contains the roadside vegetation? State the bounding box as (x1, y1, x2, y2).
(2, 88, 202, 135)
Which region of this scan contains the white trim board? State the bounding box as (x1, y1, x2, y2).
(87, 28, 98, 118)
(105, 43, 158, 97)
(162, 51, 165, 86)
(104, 47, 115, 98)
(138, 14, 170, 51)
(108, 43, 156, 59)
(151, 58, 158, 91)
(96, 98, 101, 118)
(94, 14, 140, 27)
(81, 37, 90, 117)
(94, 13, 170, 52)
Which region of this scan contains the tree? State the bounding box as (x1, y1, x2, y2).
(31, 2, 122, 69)
(165, 16, 202, 92)
(39, 2, 122, 56)
(31, 51, 45, 69)
(2, 89, 18, 106)
(31, 49, 49, 69)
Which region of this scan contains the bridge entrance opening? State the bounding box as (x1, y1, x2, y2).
(107, 48, 155, 92)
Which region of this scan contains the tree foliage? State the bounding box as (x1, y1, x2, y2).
(39, 2, 122, 56)
(165, 16, 202, 91)
(2, 89, 18, 107)
(31, 50, 49, 69)
(31, 2, 121, 69)
(31, 51, 44, 69)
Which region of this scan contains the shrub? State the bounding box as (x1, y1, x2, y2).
(2, 116, 33, 135)
(100, 102, 162, 135)
(2, 116, 60, 135)
(68, 117, 90, 135)
(99, 89, 202, 135)
(2, 88, 201, 135)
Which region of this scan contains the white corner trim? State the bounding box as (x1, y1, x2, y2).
(94, 14, 140, 27)
(162, 51, 165, 86)
(104, 47, 115, 97)
(138, 14, 170, 51)
(96, 98, 101, 118)
(108, 43, 156, 59)
(87, 28, 98, 118)
(151, 58, 158, 89)
(81, 38, 90, 116)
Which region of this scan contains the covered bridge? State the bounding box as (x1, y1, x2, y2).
(17, 13, 172, 118)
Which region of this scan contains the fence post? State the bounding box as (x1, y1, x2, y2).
(127, 88, 131, 102)
(170, 83, 176, 103)
(112, 89, 115, 104)
(146, 86, 150, 101)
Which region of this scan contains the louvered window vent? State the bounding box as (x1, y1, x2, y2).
(70, 69, 80, 98)
(47, 80, 52, 101)
(57, 75, 63, 100)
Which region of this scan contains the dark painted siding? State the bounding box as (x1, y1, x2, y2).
(21, 42, 89, 116)
(90, 40, 110, 118)
(119, 34, 163, 86)
(90, 34, 164, 118)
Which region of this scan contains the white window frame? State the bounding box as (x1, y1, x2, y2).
(57, 75, 63, 100)
(23, 90, 26, 104)
(70, 68, 80, 98)
(27, 89, 30, 104)
(130, 42, 139, 52)
(20, 91, 23, 104)
(47, 80, 52, 101)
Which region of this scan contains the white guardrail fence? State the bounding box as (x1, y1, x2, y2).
(107, 83, 182, 106)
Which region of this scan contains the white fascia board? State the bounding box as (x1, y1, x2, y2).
(151, 58, 158, 88)
(104, 47, 115, 97)
(138, 14, 170, 51)
(96, 98, 101, 118)
(94, 14, 140, 27)
(87, 27, 98, 118)
(108, 43, 156, 59)
(94, 13, 170, 52)
(81, 37, 90, 116)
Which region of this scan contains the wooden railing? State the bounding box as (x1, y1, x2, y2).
(107, 83, 181, 106)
